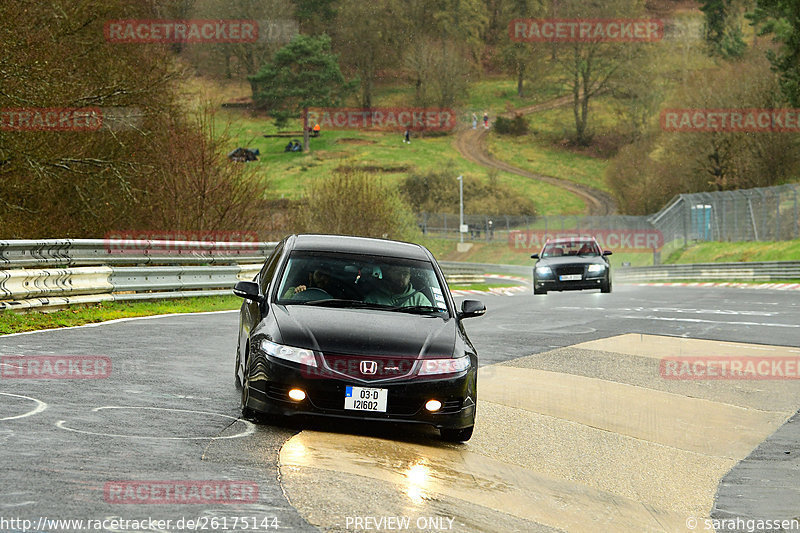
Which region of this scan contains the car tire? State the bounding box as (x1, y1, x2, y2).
(234, 341, 242, 390)
(601, 279, 612, 293)
(240, 348, 256, 420)
(440, 425, 474, 442)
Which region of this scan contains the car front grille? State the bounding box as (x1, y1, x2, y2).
(266, 384, 292, 402)
(555, 265, 585, 277)
(440, 399, 463, 414)
(319, 353, 416, 382)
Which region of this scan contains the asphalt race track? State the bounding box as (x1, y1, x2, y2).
(1, 284, 799, 533)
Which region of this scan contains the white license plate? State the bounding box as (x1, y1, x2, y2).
(344, 386, 388, 412)
(559, 274, 582, 281)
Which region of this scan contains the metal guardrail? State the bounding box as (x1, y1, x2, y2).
(0, 263, 263, 311)
(3, 240, 799, 311)
(441, 260, 800, 283)
(0, 239, 275, 311)
(615, 261, 800, 282)
(438, 261, 531, 277)
(0, 239, 276, 268)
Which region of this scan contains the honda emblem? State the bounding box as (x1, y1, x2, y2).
(360, 360, 378, 375)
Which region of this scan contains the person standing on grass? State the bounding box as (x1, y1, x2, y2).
(472, 112, 478, 129)
(403, 129, 410, 144)
(483, 111, 489, 128)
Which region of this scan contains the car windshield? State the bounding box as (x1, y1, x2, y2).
(274, 252, 449, 314)
(542, 240, 600, 257)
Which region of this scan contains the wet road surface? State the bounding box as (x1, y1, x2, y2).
(1, 285, 799, 532)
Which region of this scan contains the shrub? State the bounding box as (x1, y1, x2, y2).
(399, 171, 537, 216)
(494, 114, 529, 136)
(295, 170, 419, 240)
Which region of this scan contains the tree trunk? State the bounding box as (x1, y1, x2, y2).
(576, 48, 592, 146)
(303, 107, 310, 152)
(572, 48, 582, 144)
(361, 75, 373, 109)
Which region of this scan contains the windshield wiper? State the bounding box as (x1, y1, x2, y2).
(387, 305, 447, 315)
(295, 299, 387, 309)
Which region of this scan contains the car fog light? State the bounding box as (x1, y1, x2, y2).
(425, 399, 442, 412)
(288, 388, 306, 401)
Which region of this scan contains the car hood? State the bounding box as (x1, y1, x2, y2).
(537, 256, 606, 267)
(270, 304, 456, 359)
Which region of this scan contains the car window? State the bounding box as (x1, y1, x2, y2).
(544, 240, 599, 257)
(258, 242, 284, 295)
(274, 252, 449, 313)
(542, 244, 564, 257)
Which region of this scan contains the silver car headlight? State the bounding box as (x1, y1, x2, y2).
(261, 339, 317, 367)
(535, 266, 553, 276)
(587, 264, 606, 273)
(418, 356, 471, 376)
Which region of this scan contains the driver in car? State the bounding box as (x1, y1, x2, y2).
(365, 265, 432, 307)
(283, 265, 335, 298)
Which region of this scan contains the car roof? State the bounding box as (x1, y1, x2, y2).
(289, 234, 431, 260)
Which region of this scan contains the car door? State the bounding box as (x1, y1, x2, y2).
(239, 241, 285, 360)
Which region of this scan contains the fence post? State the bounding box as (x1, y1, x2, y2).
(683, 197, 688, 247)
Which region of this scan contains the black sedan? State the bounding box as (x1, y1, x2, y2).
(232, 234, 485, 442)
(531, 237, 612, 294)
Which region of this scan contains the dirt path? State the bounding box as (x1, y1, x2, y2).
(454, 95, 618, 215)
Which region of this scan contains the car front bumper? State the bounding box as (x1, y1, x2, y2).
(244, 355, 477, 430)
(535, 275, 607, 291)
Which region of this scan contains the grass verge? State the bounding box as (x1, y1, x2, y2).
(448, 283, 520, 291)
(419, 237, 657, 268)
(666, 240, 800, 263)
(0, 296, 241, 335)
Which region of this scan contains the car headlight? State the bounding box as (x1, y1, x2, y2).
(587, 264, 606, 273)
(261, 339, 317, 367)
(535, 266, 553, 276)
(418, 356, 471, 376)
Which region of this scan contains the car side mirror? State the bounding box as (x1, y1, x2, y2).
(603, 250, 613, 256)
(458, 299, 486, 319)
(530, 253, 539, 259)
(233, 281, 263, 303)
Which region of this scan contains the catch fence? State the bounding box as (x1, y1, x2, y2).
(418, 183, 800, 259)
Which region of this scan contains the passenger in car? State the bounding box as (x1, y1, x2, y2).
(364, 265, 432, 307)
